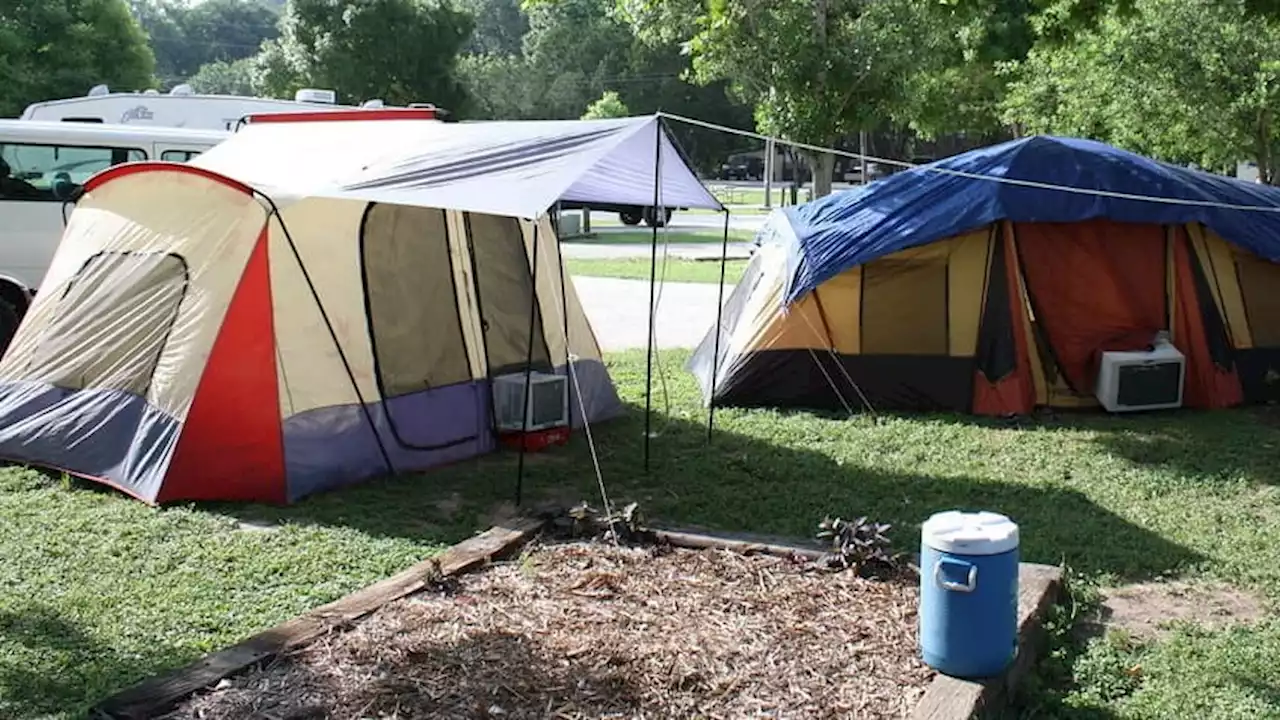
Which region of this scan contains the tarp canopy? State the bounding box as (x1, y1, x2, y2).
(780, 135, 1280, 304)
(191, 114, 722, 217)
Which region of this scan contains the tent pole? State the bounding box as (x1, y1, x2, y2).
(707, 209, 731, 442)
(515, 220, 542, 506)
(259, 197, 395, 477)
(554, 204, 574, 423)
(644, 117, 662, 473)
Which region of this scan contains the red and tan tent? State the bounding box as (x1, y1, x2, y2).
(0, 114, 722, 503)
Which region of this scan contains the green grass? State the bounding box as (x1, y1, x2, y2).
(2, 350, 1279, 717)
(563, 228, 756, 245)
(566, 257, 748, 284)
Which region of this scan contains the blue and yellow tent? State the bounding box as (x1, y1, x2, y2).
(690, 136, 1280, 414)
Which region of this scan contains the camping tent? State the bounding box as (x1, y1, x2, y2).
(690, 136, 1280, 415)
(0, 114, 722, 504)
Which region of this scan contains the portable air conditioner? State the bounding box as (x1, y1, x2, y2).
(493, 371, 569, 431)
(1095, 334, 1186, 412)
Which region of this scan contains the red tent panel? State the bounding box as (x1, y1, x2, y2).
(1015, 219, 1167, 395)
(160, 229, 286, 503)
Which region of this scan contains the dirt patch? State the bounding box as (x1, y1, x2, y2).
(163, 542, 930, 719)
(1085, 579, 1268, 641)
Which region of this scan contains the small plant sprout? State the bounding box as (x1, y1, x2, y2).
(816, 515, 898, 576)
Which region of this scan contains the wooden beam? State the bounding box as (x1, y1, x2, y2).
(910, 562, 1064, 720)
(93, 517, 544, 720)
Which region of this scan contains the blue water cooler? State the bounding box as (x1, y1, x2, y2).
(919, 510, 1020, 678)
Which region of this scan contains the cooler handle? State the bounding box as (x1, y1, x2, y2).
(934, 558, 978, 593)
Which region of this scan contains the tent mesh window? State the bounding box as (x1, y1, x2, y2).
(361, 204, 472, 396)
(32, 251, 188, 396)
(860, 259, 948, 355)
(1234, 253, 1280, 347)
(465, 212, 552, 376)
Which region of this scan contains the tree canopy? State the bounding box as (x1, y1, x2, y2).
(128, 0, 279, 85)
(0, 0, 155, 116)
(255, 0, 473, 110)
(1002, 0, 1280, 181)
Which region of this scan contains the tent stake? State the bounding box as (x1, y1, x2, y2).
(644, 118, 662, 473)
(515, 221, 542, 506)
(707, 209, 731, 442)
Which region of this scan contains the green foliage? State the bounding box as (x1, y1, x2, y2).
(615, 0, 944, 193)
(1003, 0, 1280, 180)
(255, 0, 474, 110)
(458, 0, 529, 56)
(815, 515, 897, 574)
(581, 90, 630, 119)
(129, 0, 279, 85)
(188, 57, 258, 96)
(0, 0, 156, 116)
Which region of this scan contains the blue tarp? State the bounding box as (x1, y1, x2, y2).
(781, 135, 1280, 304)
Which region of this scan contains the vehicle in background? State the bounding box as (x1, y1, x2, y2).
(21, 84, 444, 132)
(0, 120, 228, 351)
(720, 154, 764, 181)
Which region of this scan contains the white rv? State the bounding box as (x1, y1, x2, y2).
(20, 84, 433, 131)
(0, 119, 229, 348)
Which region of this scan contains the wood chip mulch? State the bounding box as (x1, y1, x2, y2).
(164, 541, 932, 720)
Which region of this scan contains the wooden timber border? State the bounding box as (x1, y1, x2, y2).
(91, 520, 1062, 720)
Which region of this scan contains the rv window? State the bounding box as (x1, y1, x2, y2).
(0, 142, 145, 202)
(161, 150, 202, 163)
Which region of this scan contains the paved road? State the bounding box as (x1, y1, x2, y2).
(583, 209, 769, 234)
(572, 276, 737, 351)
(561, 241, 755, 260)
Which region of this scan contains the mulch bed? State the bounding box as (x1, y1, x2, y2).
(162, 541, 931, 719)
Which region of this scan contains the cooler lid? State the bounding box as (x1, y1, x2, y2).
(921, 510, 1019, 556)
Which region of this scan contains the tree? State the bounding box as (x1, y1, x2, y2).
(457, 0, 528, 56)
(615, 0, 939, 196)
(581, 90, 629, 119)
(1002, 0, 1280, 181)
(255, 0, 474, 110)
(130, 0, 279, 85)
(0, 0, 155, 116)
(189, 57, 258, 96)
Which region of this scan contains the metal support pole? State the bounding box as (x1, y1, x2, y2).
(707, 209, 731, 442)
(644, 119, 662, 473)
(859, 131, 868, 185)
(763, 137, 775, 208)
(515, 221, 541, 505)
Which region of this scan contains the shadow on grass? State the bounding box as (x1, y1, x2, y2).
(926, 406, 1280, 488)
(0, 606, 186, 719)
(218, 402, 1207, 586)
(161, 630, 648, 719)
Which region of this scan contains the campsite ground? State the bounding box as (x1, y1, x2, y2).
(0, 350, 1278, 718)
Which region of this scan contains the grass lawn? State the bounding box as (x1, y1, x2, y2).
(1, 351, 1279, 717)
(566, 257, 748, 284)
(563, 228, 756, 245)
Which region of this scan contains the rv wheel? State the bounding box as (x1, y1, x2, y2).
(619, 210, 643, 225)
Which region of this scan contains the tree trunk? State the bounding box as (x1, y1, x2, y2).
(813, 151, 835, 197)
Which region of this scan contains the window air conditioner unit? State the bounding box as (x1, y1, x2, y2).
(1095, 333, 1185, 412)
(493, 371, 569, 432)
